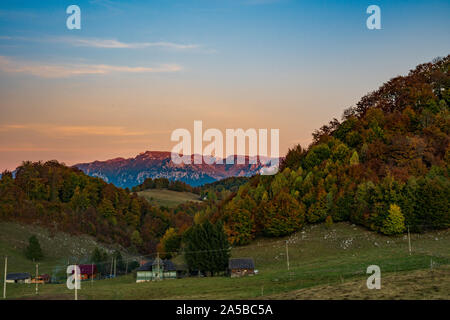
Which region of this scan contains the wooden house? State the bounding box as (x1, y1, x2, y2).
(136, 256, 177, 282)
(6, 273, 32, 284)
(228, 258, 255, 277)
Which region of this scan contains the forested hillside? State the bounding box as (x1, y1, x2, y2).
(131, 177, 199, 193)
(0, 161, 194, 253)
(195, 56, 449, 245)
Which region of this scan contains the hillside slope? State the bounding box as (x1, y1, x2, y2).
(264, 267, 450, 300)
(0, 222, 127, 278)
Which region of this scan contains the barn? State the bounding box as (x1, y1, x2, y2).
(228, 258, 255, 277)
(6, 273, 32, 284)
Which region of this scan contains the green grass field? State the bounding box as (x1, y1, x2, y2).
(137, 189, 202, 208)
(1, 222, 449, 300)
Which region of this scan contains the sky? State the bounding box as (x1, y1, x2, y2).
(0, 0, 449, 171)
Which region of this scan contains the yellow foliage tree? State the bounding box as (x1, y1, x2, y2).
(381, 204, 406, 235)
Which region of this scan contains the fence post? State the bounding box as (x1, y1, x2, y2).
(285, 240, 290, 271)
(75, 264, 78, 301)
(407, 226, 412, 255)
(35, 263, 38, 295)
(3, 256, 7, 299)
(114, 257, 116, 278)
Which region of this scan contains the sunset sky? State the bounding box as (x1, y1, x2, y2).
(0, 0, 449, 171)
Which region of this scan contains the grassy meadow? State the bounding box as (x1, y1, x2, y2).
(137, 189, 202, 208)
(1, 222, 449, 300)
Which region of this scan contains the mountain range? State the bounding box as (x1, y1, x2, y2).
(74, 151, 277, 188)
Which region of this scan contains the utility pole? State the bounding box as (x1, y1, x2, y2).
(3, 256, 7, 299)
(285, 240, 290, 271)
(125, 260, 128, 275)
(156, 252, 161, 281)
(74, 265, 78, 301)
(110, 258, 113, 278)
(407, 226, 412, 255)
(114, 257, 116, 278)
(91, 263, 94, 286)
(35, 263, 38, 295)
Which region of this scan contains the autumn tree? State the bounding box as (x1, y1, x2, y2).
(263, 191, 305, 237)
(158, 227, 182, 259)
(381, 204, 406, 235)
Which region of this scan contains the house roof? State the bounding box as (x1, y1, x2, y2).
(72, 264, 97, 275)
(137, 261, 152, 271)
(229, 258, 255, 270)
(163, 260, 176, 271)
(6, 273, 31, 280)
(152, 257, 163, 266)
(137, 259, 177, 271)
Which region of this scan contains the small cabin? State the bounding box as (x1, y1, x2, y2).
(229, 258, 255, 277)
(136, 258, 177, 282)
(6, 273, 32, 284)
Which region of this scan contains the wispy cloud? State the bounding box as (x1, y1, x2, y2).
(67, 38, 198, 49)
(0, 146, 55, 152)
(0, 123, 151, 137)
(0, 56, 182, 78)
(0, 35, 199, 50)
(0, 124, 27, 131)
(51, 126, 149, 137)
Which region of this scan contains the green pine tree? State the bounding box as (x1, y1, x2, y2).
(183, 221, 230, 276)
(24, 235, 44, 261)
(350, 151, 360, 166)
